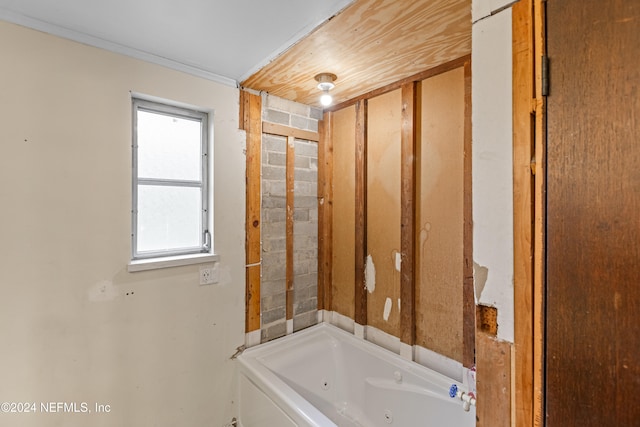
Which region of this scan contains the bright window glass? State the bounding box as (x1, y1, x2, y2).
(132, 98, 210, 259)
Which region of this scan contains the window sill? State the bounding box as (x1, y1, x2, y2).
(128, 253, 219, 272)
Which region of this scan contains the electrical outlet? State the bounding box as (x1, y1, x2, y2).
(200, 266, 213, 285)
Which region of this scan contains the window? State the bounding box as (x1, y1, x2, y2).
(131, 98, 210, 262)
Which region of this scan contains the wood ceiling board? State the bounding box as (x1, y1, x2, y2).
(241, 0, 471, 107)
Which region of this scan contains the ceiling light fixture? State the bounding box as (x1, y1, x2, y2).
(314, 73, 337, 107)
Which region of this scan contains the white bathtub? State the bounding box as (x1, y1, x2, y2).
(236, 323, 476, 427)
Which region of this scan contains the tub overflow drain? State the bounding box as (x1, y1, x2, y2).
(384, 409, 393, 424)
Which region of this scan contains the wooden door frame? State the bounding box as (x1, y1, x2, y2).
(512, 0, 546, 426)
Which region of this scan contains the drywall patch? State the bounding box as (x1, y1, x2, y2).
(383, 297, 392, 321)
(87, 280, 119, 302)
(473, 261, 489, 302)
(365, 254, 376, 293)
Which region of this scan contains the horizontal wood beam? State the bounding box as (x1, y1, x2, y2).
(263, 121, 319, 142)
(328, 55, 470, 112)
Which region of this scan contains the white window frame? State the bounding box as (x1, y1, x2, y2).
(129, 97, 216, 271)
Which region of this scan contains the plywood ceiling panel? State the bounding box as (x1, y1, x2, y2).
(241, 0, 471, 108)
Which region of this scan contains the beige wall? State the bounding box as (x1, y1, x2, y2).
(0, 21, 245, 426)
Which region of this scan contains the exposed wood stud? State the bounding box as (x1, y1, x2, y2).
(400, 82, 418, 345)
(476, 333, 512, 427)
(244, 91, 262, 333)
(262, 122, 321, 320)
(318, 113, 334, 311)
(262, 122, 319, 142)
(327, 58, 474, 361)
(286, 136, 295, 320)
(533, 0, 547, 424)
(329, 55, 470, 112)
(462, 60, 475, 368)
(260, 119, 319, 323)
(239, 89, 247, 131)
(513, 1, 535, 426)
(354, 99, 368, 326)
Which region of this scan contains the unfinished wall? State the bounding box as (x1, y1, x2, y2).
(293, 139, 319, 331)
(260, 95, 321, 341)
(366, 90, 402, 337)
(330, 105, 356, 319)
(327, 60, 470, 373)
(472, 2, 514, 425)
(416, 68, 465, 362)
(261, 134, 288, 340)
(0, 21, 244, 427)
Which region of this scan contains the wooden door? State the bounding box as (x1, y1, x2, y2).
(546, 1, 640, 425)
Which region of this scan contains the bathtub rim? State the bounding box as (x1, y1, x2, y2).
(243, 323, 469, 394)
(237, 322, 472, 426)
(237, 328, 339, 427)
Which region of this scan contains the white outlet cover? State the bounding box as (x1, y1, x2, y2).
(200, 267, 213, 285)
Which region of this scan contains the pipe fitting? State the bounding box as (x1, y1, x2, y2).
(449, 384, 476, 412)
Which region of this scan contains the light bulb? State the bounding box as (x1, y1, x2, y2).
(320, 91, 332, 107)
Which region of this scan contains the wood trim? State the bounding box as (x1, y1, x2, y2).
(239, 89, 247, 131)
(318, 113, 334, 311)
(354, 99, 368, 326)
(462, 60, 475, 368)
(286, 136, 295, 320)
(476, 332, 512, 427)
(400, 82, 418, 345)
(513, 1, 535, 426)
(532, 0, 547, 424)
(244, 91, 262, 333)
(328, 55, 471, 112)
(262, 121, 319, 142)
